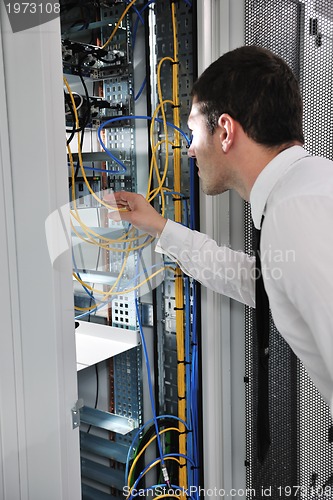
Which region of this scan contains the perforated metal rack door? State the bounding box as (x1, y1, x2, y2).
(245, 1, 333, 498)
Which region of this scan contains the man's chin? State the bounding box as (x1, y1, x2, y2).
(201, 183, 227, 196)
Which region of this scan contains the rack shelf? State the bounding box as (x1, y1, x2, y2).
(75, 320, 139, 371)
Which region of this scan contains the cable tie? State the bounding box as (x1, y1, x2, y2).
(171, 60, 180, 65)
(171, 104, 181, 109)
(174, 306, 184, 311)
(171, 145, 182, 149)
(178, 396, 186, 401)
(190, 466, 200, 470)
(191, 342, 198, 347)
(177, 360, 191, 365)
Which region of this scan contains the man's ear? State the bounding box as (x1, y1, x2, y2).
(218, 113, 235, 153)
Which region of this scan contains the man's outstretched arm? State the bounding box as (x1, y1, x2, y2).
(105, 191, 255, 307)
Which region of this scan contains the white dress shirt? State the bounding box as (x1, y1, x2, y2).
(156, 145, 333, 409)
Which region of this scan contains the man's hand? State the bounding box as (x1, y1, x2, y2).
(104, 191, 167, 238)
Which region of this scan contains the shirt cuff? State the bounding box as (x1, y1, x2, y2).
(155, 219, 191, 257)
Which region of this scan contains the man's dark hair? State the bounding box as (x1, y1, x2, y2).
(191, 45, 304, 146)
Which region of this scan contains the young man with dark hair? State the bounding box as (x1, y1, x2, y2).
(106, 46, 333, 414)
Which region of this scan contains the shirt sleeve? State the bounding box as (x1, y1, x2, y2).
(155, 219, 255, 307)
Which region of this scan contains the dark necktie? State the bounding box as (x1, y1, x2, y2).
(254, 221, 271, 463)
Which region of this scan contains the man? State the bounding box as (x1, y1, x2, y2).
(106, 46, 333, 413)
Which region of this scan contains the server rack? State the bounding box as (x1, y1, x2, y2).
(61, 1, 202, 497)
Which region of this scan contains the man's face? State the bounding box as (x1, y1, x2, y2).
(187, 100, 230, 196)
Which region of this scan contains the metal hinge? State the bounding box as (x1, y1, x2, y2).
(71, 399, 84, 429)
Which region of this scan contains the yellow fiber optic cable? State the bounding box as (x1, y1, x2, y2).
(127, 427, 181, 488)
(101, 0, 137, 50)
(169, 2, 187, 490)
(147, 58, 176, 215)
(70, 209, 154, 249)
(73, 265, 173, 300)
(66, 77, 155, 255)
(65, 4, 188, 308)
(74, 238, 130, 294)
(74, 265, 176, 312)
(150, 495, 181, 500)
(147, 4, 187, 489)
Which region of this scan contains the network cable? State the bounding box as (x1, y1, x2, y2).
(135, 298, 171, 489)
(65, 3, 200, 493)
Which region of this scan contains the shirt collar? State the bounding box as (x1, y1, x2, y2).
(250, 145, 309, 229)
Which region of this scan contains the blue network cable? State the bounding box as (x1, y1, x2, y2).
(130, 192, 197, 491)
(188, 150, 200, 494)
(134, 77, 147, 101)
(127, 484, 196, 500)
(184, 274, 193, 484)
(132, 0, 155, 49)
(124, 0, 144, 25)
(97, 123, 128, 173)
(125, 222, 187, 484)
(72, 248, 98, 315)
(190, 282, 200, 493)
(79, 109, 197, 491)
(125, 217, 187, 485)
(74, 260, 169, 320)
(132, 0, 193, 50)
(135, 297, 170, 486)
(97, 114, 191, 174)
(128, 453, 196, 498)
(125, 413, 190, 484)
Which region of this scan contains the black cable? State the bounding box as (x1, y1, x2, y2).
(65, 92, 77, 146)
(73, 54, 92, 180)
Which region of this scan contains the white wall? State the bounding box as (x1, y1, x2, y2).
(0, 10, 81, 500)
